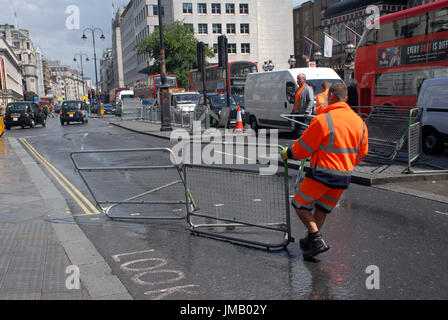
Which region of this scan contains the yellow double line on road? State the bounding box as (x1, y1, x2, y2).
(19, 138, 100, 216)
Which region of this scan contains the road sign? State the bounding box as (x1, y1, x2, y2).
(82, 96, 88, 101)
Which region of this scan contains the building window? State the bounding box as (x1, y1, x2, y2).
(241, 43, 250, 53)
(211, 3, 221, 14)
(226, 23, 236, 34)
(213, 43, 218, 54)
(183, 3, 193, 14)
(225, 3, 235, 14)
(240, 3, 249, 14)
(198, 23, 208, 34)
(212, 24, 222, 34)
(240, 23, 250, 34)
(240, 23, 249, 34)
(228, 43, 236, 54)
(198, 3, 207, 14)
(153, 5, 164, 16)
(184, 23, 194, 31)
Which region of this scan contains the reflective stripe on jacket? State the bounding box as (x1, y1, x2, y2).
(315, 90, 329, 115)
(288, 101, 369, 189)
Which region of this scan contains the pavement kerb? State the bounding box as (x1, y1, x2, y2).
(109, 121, 172, 140)
(8, 137, 133, 300)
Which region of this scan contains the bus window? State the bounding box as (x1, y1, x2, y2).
(230, 62, 257, 77)
(429, 8, 448, 33)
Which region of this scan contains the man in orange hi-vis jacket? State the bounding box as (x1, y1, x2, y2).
(315, 81, 332, 115)
(280, 83, 368, 259)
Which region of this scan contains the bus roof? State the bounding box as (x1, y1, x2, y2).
(380, 0, 448, 24)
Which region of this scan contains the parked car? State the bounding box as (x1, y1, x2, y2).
(193, 93, 241, 128)
(4, 101, 47, 130)
(60, 100, 89, 125)
(170, 92, 200, 113)
(417, 76, 448, 154)
(103, 104, 116, 114)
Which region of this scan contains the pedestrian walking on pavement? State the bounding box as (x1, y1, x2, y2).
(293, 73, 314, 134)
(281, 83, 369, 260)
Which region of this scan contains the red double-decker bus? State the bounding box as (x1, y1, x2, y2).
(133, 74, 178, 100)
(355, 0, 448, 107)
(188, 60, 258, 96)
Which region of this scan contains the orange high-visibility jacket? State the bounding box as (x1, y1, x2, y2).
(315, 89, 329, 115)
(287, 101, 368, 189)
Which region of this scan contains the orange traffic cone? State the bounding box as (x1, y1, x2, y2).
(234, 105, 244, 133)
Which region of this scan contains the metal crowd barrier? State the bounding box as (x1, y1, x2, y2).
(179, 141, 293, 251)
(71, 148, 187, 220)
(71, 141, 295, 251)
(357, 106, 421, 164)
(120, 98, 143, 121)
(140, 104, 193, 128)
(184, 164, 292, 251)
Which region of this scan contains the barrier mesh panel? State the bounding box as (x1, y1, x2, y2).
(365, 106, 420, 164)
(185, 165, 291, 250)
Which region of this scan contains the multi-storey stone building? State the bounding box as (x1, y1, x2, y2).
(113, 0, 294, 88)
(0, 24, 40, 94)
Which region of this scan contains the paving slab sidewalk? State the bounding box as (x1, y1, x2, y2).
(0, 137, 132, 300)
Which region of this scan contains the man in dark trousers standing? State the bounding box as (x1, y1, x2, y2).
(347, 79, 359, 107)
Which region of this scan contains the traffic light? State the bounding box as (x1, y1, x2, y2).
(23, 92, 28, 101)
(197, 41, 205, 72)
(218, 35, 228, 69)
(91, 89, 95, 99)
(88, 90, 91, 100)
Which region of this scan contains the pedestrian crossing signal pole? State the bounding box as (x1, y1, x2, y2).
(157, 0, 172, 132)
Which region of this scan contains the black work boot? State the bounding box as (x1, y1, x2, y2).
(299, 233, 311, 249)
(303, 232, 330, 259)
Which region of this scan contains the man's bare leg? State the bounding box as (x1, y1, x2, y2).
(313, 207, 327, 231)
(294, 207, 319, 233)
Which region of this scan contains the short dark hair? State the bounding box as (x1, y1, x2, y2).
(321, 81, 332, 90)
(329, 83, 348, 101)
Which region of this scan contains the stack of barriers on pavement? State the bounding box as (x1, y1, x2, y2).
(281, 105, 423, 173)
(71, 142, 294, 251)
(140, 101, 194, 128)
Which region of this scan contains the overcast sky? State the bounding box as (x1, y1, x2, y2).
(0, 0, 305, 82)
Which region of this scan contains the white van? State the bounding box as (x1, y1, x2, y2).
(244, 67, 344, 132)
(417, 77, 448, 154)
(115, 90, 135, 116)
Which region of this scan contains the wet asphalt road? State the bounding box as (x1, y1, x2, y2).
(6, 115, 448, 300)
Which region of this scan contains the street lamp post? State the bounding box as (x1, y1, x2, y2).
(288, 55, 296, 69)
(263, 60, 274, 72)
(82, 26, 105, 114)
(344, 43, 356, 83)
(73, 53, 89, 99)
(314, 50, 323, 67)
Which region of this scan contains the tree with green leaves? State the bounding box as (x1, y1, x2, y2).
(136, 21, 214, 89)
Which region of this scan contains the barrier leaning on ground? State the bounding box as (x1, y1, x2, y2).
(71, 142, 295, 251)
